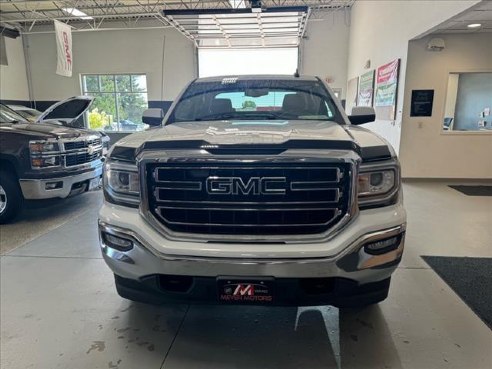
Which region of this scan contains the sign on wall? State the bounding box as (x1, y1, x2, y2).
(54, 20, 73, 77)
(357, 70, 375, 107)
(374, 59, 400, 120)
(410, 90, 434, 117)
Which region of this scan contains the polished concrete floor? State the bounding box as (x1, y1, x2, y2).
(1, 182, 491, 369)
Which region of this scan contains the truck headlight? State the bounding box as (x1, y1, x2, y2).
(103, 161, 140, 207)
(29, 141, 59, 153)
(358, 162, 400, 208)
(29, 140, 61, 169)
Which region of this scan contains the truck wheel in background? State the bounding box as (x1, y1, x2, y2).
(0, 170, 23, 224)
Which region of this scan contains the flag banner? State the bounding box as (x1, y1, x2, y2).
(374, 59, 400, 120)
(54, 20, 72, 77)
(375, 59, 399, 107)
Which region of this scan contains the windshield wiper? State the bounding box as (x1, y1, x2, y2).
(194, 112, 236, 121)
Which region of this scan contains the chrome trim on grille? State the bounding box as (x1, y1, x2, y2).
(59, 135, 103, 168)
(154, 181, 202, 190)
(137, 149, 360, 243)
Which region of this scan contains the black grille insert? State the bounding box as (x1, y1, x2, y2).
(64, 138, 101, 151)
(147, 162, 352, 236)
(65, 151, 102, 167)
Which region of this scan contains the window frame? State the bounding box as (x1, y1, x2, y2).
(80, 73, 149, 132)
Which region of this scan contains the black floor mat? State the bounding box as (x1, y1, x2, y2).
(422, 256, 492, 330)
(449, 185, 492, 196)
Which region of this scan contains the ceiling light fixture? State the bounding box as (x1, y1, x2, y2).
(467, 23, 482, 28)
(62, 8, 93, 20)
(229, 0, 247, 9)
(250, 0, 263, 13)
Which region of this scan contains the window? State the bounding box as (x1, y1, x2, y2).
(169, 78, 341, 124)
(81, 74, 149, 132)
(0, 104, 25, 123)
(443, 72, 492, 132)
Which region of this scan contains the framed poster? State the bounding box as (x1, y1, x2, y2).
(374, 59, 400, 120)
(410, 90, 434, 117)
(346, 77, 359, 114)
(357, 70, 375, 107)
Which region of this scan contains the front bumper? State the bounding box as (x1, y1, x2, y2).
(20, 162, 103, 199)
(99, 221, 405, 280)
(99, 196, 406, 305)
(99, 221, 404, 306)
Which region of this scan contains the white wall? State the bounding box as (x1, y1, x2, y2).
(399, 33, 492, 179)
(300, 9, 350, 98)
(0, 36, 29, 101)
(25, 27, 196, 102)
(346, 0, 481, 153)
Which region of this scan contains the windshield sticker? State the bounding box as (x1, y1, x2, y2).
(221, 77, 238, 85)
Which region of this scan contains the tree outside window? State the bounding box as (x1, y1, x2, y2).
(82, 74, 149, 132)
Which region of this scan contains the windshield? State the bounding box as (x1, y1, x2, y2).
(16, 109, 41, 123)
(0, 104, 27, 123)
(167, 78, 344, 124)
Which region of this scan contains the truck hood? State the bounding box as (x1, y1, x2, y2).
(112, 120, 394, 161)
(6, 122, 99, 139)
(120, 120, 352, 145)
(35, 96, 93, 126)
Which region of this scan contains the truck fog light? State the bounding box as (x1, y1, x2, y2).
(45, 181, 63, 190)
(364, 236, 400, 255)
(102, 232, 133, 251)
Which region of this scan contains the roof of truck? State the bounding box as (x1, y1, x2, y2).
(195, 75, 319, 83)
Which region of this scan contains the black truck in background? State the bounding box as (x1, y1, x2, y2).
(0, 97, 108, 223)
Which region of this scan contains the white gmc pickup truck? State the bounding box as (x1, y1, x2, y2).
(98, 75, 406, 307)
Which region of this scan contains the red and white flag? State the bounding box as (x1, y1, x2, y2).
(54, 20, 73, 77)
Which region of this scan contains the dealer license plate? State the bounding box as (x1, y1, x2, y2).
(217, 277, 274, 305)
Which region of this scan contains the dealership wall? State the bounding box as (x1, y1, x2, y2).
(346, 0, 481, 154)
(399, 33, 492, 179)
(300, 9, 350, 99)
(0, 36, 29, 102)
(24, 26, 196, 108)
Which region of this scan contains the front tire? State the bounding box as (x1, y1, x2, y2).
(0, 170, 24, 224)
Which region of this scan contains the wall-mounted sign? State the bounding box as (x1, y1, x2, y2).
(54, 20, 73, 77)
(410, 90, 434, 117)
(357, 70, 375, 107)
(374, 58, 400, 120)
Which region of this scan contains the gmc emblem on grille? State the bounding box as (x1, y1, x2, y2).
(206, 177, 286, 195)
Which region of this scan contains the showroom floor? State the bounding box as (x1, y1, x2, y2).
(1, 182, 491, 369)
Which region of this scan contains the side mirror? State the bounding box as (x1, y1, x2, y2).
(142, 108, 164, 126)
(349, 106, 376, 125)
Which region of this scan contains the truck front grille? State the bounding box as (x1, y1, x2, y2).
(65, 151, 102, 166)
(63, 138, 103, 167)
(64, 138, 101, 151)
(146, 162, 352, 237)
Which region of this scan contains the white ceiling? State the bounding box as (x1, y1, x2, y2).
(427, 1, 492, 34)
(0, 0, 354, 34)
